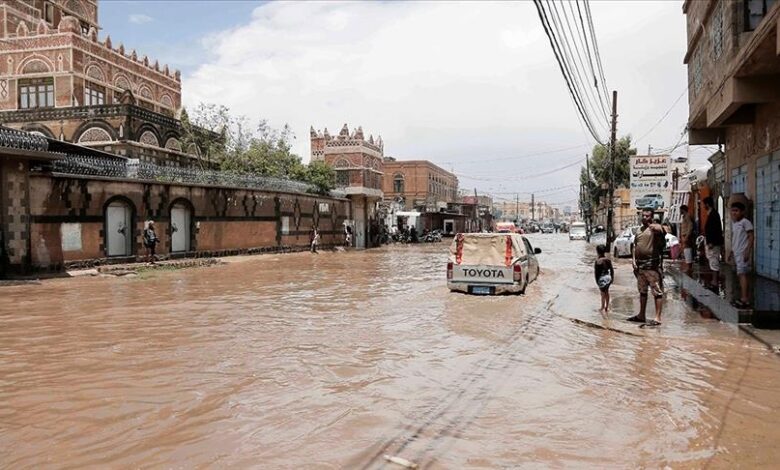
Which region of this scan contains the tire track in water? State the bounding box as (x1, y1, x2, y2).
(359, 293, 559, 470)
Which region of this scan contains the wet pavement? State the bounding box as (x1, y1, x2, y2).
(1, 234, 780, 468)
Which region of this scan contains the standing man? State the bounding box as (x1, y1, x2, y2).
(728, 202, 754, 308)
(627, 208, 667, 327)
(679, 204, 694, 274)
(310, 227, 319, 254)
(703, 196, 724, 290)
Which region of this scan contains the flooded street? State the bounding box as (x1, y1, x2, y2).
(2, 234, 780, 469)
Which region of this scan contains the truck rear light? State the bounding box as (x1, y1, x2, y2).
(447, 262, 453, 280)
(513, 263, 522, 282)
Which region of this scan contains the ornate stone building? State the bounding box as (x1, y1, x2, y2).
(310, 124, 384, 248)
(0, 0, 201, 166)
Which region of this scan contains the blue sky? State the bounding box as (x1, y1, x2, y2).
(96, 1, 706, 203)
(99, 1, 259, 76)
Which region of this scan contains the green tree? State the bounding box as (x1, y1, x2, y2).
(301, 160, 336, 194)
(179, 103, 335, 193)
(579, 135, 636, 210)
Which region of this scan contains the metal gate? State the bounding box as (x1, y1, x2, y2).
(170, 204, 191, 252)
(756, 152, 780, 281)
(106, 201, 132, 257)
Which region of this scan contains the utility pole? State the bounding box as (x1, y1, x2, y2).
(606, 90, 618, 250)
(531, 193, 535, 221)
(585, 154, 592, 242)
(515, 193, 519, 226)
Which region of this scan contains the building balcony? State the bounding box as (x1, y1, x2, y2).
(0, 104, 180, 130)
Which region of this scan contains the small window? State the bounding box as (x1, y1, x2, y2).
(84, 82, 105, 106)
(18, 78, 54, 109)
(393, 174, 405, 193)
(44, 2, 54, 23)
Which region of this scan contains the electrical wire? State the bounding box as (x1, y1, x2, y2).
(533, 0, 605, 144)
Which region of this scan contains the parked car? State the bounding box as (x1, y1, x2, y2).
(634, 194, 665, 209)
(569, 222, 587, 240)
(613, 226, 679, 259)
(447, 233, 541, 295)
(613, 226, 639, 257)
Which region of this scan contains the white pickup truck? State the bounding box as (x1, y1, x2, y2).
(447, 233, 541, 295)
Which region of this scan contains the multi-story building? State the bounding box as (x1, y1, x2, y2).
(381, 158, 458, 211)
(0, 0, 200, 166)
(684, 0, 780, 282)
(310, 124, 383, 248)
(496, 200, 559, 222)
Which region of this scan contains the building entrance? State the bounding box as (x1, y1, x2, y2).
(106, 201, 132, 257)
(170, 204, 191, 252)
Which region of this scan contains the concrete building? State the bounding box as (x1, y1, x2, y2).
(310, 124, 383, 248)
(495, 200, 559, 222)
(0, 0, 202, 166)
(382, 158, 458, 212)
(684, 0, 780, 282)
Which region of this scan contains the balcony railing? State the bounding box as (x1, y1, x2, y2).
(0, 104, 180, 129)
(48, 154, 322, 195)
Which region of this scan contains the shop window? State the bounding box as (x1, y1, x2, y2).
(18, 78, 54, 109)
(84, 82, 105, 106)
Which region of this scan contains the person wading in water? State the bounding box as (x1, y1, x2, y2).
(627, 208, 666, 327)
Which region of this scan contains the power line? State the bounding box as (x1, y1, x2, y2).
(551, 0, 610, 126)
(534, 0, 605, 144)
(455, 157, 583, 182)
(449, 143, 589, 166)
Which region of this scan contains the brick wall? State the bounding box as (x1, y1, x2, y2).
(22, 174, 350, 272)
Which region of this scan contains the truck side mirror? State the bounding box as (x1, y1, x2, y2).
(534, 248, 542, 254)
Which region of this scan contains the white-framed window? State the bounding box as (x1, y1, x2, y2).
(44, 2, 54, 23)
(19, 78, 54, 109)
(84, 82, 105, 106)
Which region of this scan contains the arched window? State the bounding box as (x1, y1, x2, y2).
(393, 173, 405, 193)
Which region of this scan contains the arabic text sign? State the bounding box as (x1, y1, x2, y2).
(630, 155, 672, 210)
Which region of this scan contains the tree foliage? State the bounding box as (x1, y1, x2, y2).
(580, 136, 637, 211)
(179, 103, 334, 194)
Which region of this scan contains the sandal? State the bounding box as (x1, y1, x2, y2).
(731, 300, 751, 309)
(640, 320, 661, 328)
(626, 314, 646, 323)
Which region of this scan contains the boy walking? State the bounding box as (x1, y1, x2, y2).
(728, 202, 754, 308)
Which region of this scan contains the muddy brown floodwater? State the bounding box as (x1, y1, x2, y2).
(1, 234, 780, 469)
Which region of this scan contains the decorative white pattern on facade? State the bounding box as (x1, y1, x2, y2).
(165, 137, 182, 151)
(77, 127, 113, 143)
(139, 130, 159, 147)
(160, 94, 173, 109)
(85, 64, 105, 82)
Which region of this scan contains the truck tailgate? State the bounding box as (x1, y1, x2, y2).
(451, 264, 514, 284)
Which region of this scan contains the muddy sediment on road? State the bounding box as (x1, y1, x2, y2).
(1, 234, 779, 468)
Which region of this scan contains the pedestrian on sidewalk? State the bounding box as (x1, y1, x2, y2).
(703, 196, 724, 291)
(344, 224, 353, 247)
(728, 202, 754, 308)
(680, 204, 694, 274)
(310, 227, 320, 254)
(627, 208, 666, 327)
(143, 220, 160, 264)
(594, 244, 614, 314)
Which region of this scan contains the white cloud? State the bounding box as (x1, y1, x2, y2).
(129, 14, 154, 25)
(184, 1, 693, 199)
